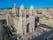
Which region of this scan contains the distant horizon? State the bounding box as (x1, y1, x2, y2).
(0, 0, 53, 9)
(0, 7, 53, 9)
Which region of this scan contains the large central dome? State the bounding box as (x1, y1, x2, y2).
(20, 4, 24, 11)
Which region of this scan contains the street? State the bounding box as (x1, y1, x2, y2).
(32, 29, 53, 40)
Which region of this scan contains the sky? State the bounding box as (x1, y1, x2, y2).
(0, 0, 53, 8)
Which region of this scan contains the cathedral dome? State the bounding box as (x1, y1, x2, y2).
(19, 4, 24, 14)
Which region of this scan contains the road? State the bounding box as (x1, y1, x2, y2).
(32, 29, 53, 40)
(0, 23, 3, 40)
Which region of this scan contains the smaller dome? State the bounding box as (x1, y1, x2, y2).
(30, 5, 34, 10)
(12, 3, 18, 13)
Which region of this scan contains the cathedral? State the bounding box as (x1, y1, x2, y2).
(6, 3, 39, 36)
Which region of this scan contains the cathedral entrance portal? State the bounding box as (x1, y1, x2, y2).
(26, 23, 30, 33)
